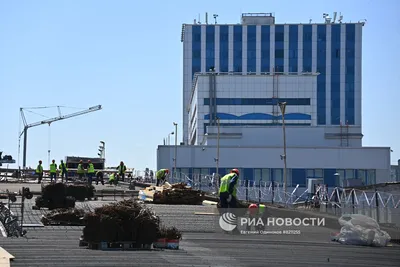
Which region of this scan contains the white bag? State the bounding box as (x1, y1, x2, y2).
(335, 214, 391, 247)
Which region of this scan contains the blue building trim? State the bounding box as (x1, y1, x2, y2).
(247, 25, 256, 72)
(317, 25, 327, 125)
(203, 123, 311, 133)
(331, 24, 341, 125)
(289, 25, 298, 72)
(191, 25, 201, 78)
(233, 26, 242, 72)
(345, 24, 355, 125)
(292, 169, 306, 186)
(219, 25, 229, 72)
(204, 112, 311, 120)
(205, 26, 215, 71)
(302, 25, 312, 72)
(261, 26, 270, 72)
(274, 25, 284, 72)
(203, 98, 310, 105)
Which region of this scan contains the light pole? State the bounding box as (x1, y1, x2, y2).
(216, 117, 220, 185)
(173, 122, 178, 179)
(279, 101, 287, 198)
(168, 132, 174, 145)
(98, 141, 105, 158)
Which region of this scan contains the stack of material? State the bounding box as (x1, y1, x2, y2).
(41, 208, 85, 225)
(82, 199, 160, 246)
(34, 183, 94, 210)
(157, 226, 182, 240)
(153, 183, 205, 205)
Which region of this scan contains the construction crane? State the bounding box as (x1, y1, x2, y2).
(19, 105, 102, 169)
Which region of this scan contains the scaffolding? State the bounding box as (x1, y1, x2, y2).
(340, 121, 350, 147)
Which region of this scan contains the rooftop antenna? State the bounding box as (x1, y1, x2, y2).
(205, 12, 208, 24)
(213, 14, 218, 24)
(323, 13, 331, 23)
(198, 14, 201, 24)
(338, 13, 343, 23)
(333, 12, 337, 23)
(309, 19, 312, 23)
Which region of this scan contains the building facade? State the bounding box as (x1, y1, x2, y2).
(157, 13, 392, 188)
(181, 13, 362, 144)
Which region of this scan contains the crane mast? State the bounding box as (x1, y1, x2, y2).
(19, 105, 102, 169)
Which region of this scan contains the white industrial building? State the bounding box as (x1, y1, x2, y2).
(156, 13, 392, 188)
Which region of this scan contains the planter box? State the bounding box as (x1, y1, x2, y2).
(166, 239, 179, 250)
(153, 238, 167, 249)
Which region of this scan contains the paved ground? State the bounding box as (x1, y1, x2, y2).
(1, 183, 400, 266)
(0, 182, 130, 193)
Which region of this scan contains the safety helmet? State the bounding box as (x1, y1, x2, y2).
(231, 169, 240, 176)
(79, 160, 83, 163)
(165, 169, 169, 174)
(88, 160, 91, 163)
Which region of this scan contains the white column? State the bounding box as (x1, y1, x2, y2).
(228, 26, 233, 72)
(298, 25, 303, 73)
(215, 26, 220, 72)
(326, 24, 332, 125)
(201, 25, 206, 73)
(311, 25, 317, 73)
(340, 24, 346, 124)
(256, 25, 261, 74)
(270, 25, 275, 73)
(183, 25, 193, 144)
(355, 23, 362, 126)
(242, 25, 247, 74)
(284, 25, 289, 73)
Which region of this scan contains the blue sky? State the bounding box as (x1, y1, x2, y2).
(1, 0, 399, 171)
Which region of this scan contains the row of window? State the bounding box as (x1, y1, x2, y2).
(173, 168, 376, 187)
(203, 98, 310, 106)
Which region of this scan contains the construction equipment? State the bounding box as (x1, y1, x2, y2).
(19, 105, 102, 169)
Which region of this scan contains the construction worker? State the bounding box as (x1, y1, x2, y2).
(36, 160, 43, 184)
(77, 160, 85, 180)
(96, 170, 105, 185)
(219, 169, 240, 209)
(49, 159, 57, 183)
(87, 160, 95, 185)
(117, 161, 127, 182)
(59, 160, 68, 183)
(247, 203, 267, 231)
(109, 172, 117, 185)
(156, 169, 169, 186)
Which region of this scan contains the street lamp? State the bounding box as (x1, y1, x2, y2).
(168, 132, 174, 145)
(173, 122, 178, 179)
(279, 101, 287, 198)
(98, 141, 105, 159)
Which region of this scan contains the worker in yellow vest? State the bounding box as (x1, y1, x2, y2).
(218, 169, 240, 209)
(36, 160, 44, 184)
(87, 160, 95, 185)
(49, 159, 57, 183)
(77, 160, 85, 180)
(117, 161, 127, 182)
(59, 160, 68, 183)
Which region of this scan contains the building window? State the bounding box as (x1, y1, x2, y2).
(357, 169, 367, 185)
(273, 169, 283, 184)
(367, 170, 376, 185)
(345, 169, 354, 179)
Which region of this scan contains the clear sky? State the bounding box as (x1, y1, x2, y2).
(1, 0, 399, 171)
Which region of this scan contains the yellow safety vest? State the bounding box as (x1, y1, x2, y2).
(118, 165, 126, 173)
(219, 173, 238, 197)
(36, 164, 43, 174)
(50, 163, 57, 173)
(77, 164, 84, 174)
(88, 163, 95, 173)
(59, 163, 68, 173)
(109, 174, 115, 181)
(259, 204, 266, 214)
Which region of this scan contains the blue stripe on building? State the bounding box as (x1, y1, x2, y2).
(261, 25, 270, 72)
(247, 25, 257, 72)
(219, 25, 229, 72)
(289, 25, 298, 72)
(204, 112, 311, 120)
(345, 24, 355, 125)
(233, 26, 242, 72)
(331, 24, 341, 125)
(205, 26, 215, 71)
(191, 25, 201, 78)
(274, 25, 284, 72)
(317, 25, 327, 125)
(302, 25, 312, 72)
(203, 98, 310, 105)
